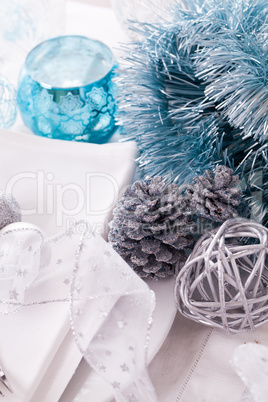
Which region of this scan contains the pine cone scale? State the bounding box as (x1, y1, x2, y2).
(140, 238, 161, 253)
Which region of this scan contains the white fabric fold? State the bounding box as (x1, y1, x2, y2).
(0, 128, 137, 237)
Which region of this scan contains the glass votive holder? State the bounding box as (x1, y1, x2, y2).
(17, 35, 117, 143)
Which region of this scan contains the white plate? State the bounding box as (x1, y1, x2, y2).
(0, 4, 177, 399)
(0, 128, 177, 401)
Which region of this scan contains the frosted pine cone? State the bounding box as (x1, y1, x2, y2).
(185, 165, 242, 222)
(108, 177, 196, 280)
(0, 191, 21, 230)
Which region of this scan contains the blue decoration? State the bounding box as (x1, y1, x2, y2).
(117, 0, 268, 224)
(17, 36, 117, 143)
(0, 76, 17, 129)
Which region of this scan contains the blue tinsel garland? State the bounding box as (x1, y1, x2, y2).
(117, 0, 268, 225)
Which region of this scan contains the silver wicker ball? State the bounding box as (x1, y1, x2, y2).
(174, 218, 268, 333)
(0, 191, 21, 230)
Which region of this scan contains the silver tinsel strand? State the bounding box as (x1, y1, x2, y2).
(117, 0, 268, 225)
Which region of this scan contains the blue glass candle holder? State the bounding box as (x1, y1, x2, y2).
(17, 35, 117, 143)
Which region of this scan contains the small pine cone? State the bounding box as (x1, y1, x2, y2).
(185, 165, 242, 222)
(108, 176, 196, 280)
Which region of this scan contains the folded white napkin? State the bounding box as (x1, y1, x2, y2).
(0, 129, 137, 401)
(0, 129, 137, 236)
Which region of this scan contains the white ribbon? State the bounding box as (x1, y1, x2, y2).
(0, 221, 157, 402)
(0, 222, 46, 314)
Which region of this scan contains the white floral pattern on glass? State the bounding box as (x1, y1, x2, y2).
(59, 92, 83, 114)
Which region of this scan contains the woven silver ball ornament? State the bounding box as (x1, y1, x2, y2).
(0, 191, 21, 230)
(174, 218, 268, 333)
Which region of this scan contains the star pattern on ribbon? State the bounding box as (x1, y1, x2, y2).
(0, 222, 157, 402)
(121, 363, 129, 373)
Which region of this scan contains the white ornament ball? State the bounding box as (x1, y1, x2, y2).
(0, 75, 17, 129)
(174, 218, 268, 333)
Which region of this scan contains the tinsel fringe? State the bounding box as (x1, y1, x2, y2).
(117, 0, 268, 225)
